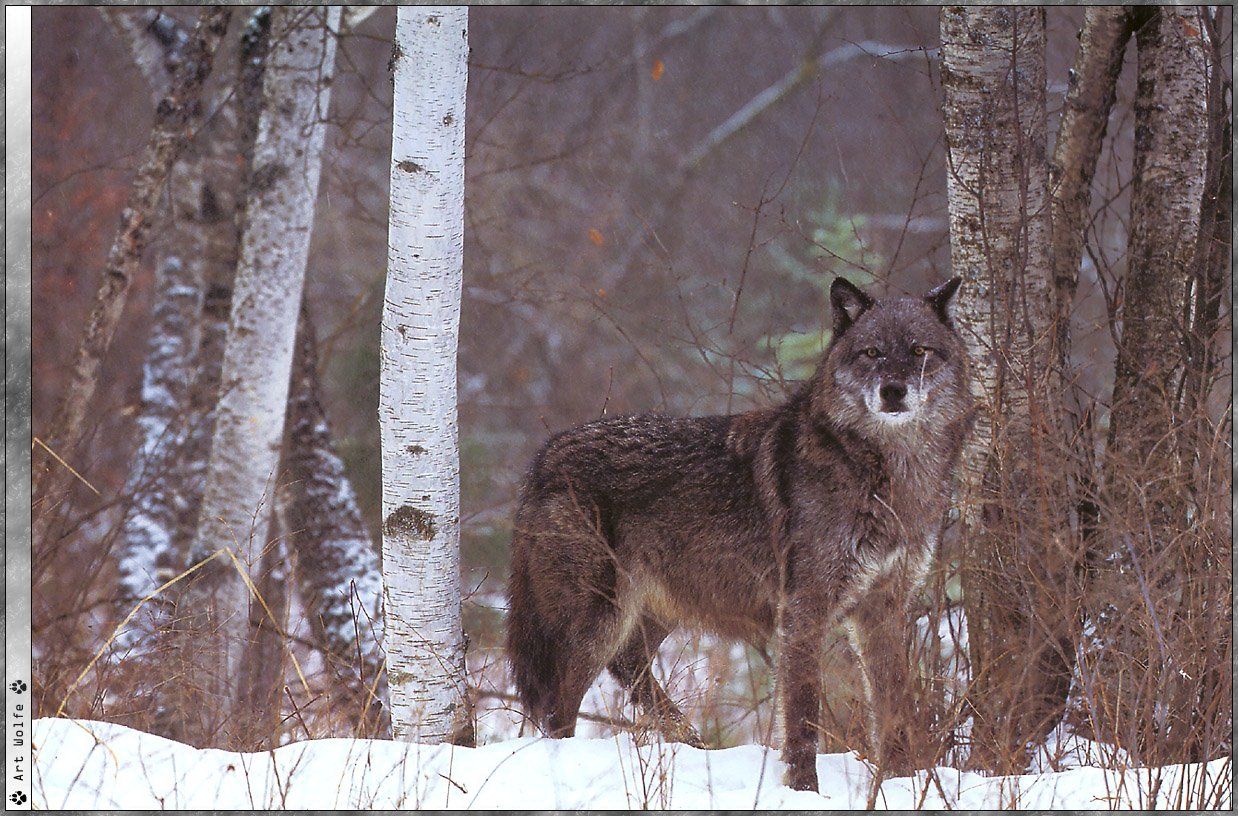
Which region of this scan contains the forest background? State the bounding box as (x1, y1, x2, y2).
(28, 4, 1232, 774)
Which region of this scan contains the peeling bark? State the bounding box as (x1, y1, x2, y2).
(285, 306, 390, 738)
(382, 6, 473, 746)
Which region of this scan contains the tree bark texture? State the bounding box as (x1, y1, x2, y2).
(103, 7, 274, 743)
(236, 502, 291, 750)
(33, 6, 231, 537)
(1049, 7, 1132, 374)
(940, 6, 1072, 774)
(104, 13, 190, 632)
(1183, 7, 1231, 449)
(1043, 4, 1134, 744)
(1092, 5, 1212, 764)
(101, 8, 179, 99)
(382, 5, 473, 746)
(1107, 6, 1208, 477)
(113, 257, 201, 647)
(179, 6, 340, 747)
(285, 306, 390, 738)
(174, 7, 273, 570)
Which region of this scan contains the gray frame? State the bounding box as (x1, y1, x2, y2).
(5, 5, 33, 812)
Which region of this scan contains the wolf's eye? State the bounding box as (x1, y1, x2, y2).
(912, 345, 927, 357)
(864, 347, 882, 359)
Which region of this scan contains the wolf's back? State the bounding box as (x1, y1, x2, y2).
(505, 411, 769, 730)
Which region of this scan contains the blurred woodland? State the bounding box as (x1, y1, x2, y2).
(28, 5, 1231, 788)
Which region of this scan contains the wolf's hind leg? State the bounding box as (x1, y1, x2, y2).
(608, 618, 704, 748)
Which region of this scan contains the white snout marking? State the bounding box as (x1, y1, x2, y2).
(864, 383, 925, 425)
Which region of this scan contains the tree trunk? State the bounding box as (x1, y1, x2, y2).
(102, 7, 216, 649)
(174, 7, 273, 571)
(177, 6, 340, 748)
(1049, 7, 1131, 372)
(1044, 4, 1133, 741)
(1183, 7, 1231, 445)
(32, 6, 231, 540)
(381, 5, 473, 746)
(101, 8, 180, 98)
(940, 7, 1070, 774)
(236, 501, 291, 750)
(1094, 5, 1210, 765)
(103, 7, 274, 743)
(112, 256, 201, 651)
(285, 305, 390, 738)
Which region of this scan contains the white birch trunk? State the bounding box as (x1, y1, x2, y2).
(940, 7, 1065, 772)
(381, 6, 472, 745)
(186, 5, 340, 732)
(174, 7, 272, 570)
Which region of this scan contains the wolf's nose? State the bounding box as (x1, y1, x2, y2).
(880, 382, 907, 405)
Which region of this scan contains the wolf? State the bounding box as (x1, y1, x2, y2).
(505, 276, 973, 791)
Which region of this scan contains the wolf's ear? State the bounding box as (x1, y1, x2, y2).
(830, 277, 874, 333)
(925, 276, 962, 326)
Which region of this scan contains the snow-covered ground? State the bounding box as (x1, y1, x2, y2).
(32, 718, 1231, 810)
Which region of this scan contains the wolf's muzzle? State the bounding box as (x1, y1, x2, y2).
(879, 382, 908, 413)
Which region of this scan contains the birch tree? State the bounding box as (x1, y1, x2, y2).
(174, 6, 273, 563)
(940, 7, 1070, 774)
(1095, 5, 1211, 763)
(99, 9, 275, 740)
(102, 11, 200, 654)
(32, 6, 230, 543)
(103, 12, 274, 622)
(179, 6, 341, 745)
(381, 5, 472, 745)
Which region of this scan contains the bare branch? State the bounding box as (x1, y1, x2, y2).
(681, 39, 938, 172)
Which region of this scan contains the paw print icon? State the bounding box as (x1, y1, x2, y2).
(9, 680, 27, 693)
(10, 791, 27, 805)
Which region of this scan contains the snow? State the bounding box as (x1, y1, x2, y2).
(32, 718, 1231, 810)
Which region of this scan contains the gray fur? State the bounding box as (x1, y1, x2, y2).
(506, 276, 973, 791)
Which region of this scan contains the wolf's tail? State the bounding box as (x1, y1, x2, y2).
(505, 545, 559, 731)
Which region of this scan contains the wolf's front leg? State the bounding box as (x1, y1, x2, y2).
(845, 581, 924, 774)
(778, 601, 825, 792)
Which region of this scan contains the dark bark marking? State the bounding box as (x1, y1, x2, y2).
(384, 504, 437, 541)
(250, 161, 287, 192)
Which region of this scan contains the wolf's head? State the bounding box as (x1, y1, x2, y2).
(808, 276, 972, 444)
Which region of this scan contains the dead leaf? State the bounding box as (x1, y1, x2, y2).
(588, 228, 605, 247)
(651, 59, 665, 81)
